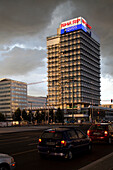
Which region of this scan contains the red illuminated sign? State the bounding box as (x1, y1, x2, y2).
(61, 19, 81, 28)
(61, 17, 92, 29)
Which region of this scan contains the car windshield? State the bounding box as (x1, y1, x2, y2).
(41, 131, 63, 139)
(90, 125, 107, 130)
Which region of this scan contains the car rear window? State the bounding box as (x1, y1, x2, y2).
(41, 131, 63, 139)
(90, 125, 107, 130)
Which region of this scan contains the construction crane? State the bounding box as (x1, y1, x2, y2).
(27, 80, 47, 85)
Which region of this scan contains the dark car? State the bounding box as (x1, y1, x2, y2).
(37, 127, 92, 160)
(87, 123, 113, 144)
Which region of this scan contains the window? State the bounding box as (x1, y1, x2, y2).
(76, 130, 85, 139)
(42, 131, 63, 139)
(67, 130, 78, 139)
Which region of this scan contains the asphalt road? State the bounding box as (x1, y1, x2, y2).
(0, 127, 113, 170)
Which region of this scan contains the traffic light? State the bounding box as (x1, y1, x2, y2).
(98, 111, 99, 114)
(111, 99, 113, 103)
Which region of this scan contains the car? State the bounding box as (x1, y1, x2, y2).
(0, 153, 16, 170)
(87, 123, 113, 144)
(37, 127, 92, 160)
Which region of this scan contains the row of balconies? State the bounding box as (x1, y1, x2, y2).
(48, 63, 59, 67)
(60, 35, 81, 42)
(80, 40, 100, 54)
(60, 73, 99, 82)
(80, 31, 100, 46)
(81, 65, 100, 75)
(47, 61, 59, 65)
(47, 55, 59, 59)
(48, 67, 100, 79)
(81, 64, 100, 75)
(48, 75, 100, 84)
(60, 58, 100, 70)
(60, 46, 80, 52)
(81, 49, 99, 61)
(48, 82, 100, 94)
(48, 94, 100, 102)
(60, 32, 99, 51)
(80, 44, 100, 56)
(81, 71, 100, 80)
(80, 35, 99, 50)
(81, 61, 100, 71)
(80, 56, 100, 68)
(60, 40, 81, 47)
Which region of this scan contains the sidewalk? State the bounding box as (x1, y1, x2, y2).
(79, 151, 113, 170)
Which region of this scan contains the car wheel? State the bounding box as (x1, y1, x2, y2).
(65, 151, 73, 160)
(108, 137, 112, 144)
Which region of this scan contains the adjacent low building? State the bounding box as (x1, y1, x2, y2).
(27, 95, 47, 109)
(0, 78, 47, 120)
(0, 78, 27, 120)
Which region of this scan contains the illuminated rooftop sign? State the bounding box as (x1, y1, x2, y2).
(60, 17, 92, 34)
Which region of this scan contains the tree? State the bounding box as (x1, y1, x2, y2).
(13, 108, 21, 121)
(35, 110, 42, 123)
(56, 108, 64, 123)
(0, 113, 5, 121)
(22, 109, 28, 121)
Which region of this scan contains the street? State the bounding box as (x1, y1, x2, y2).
(0, 126, 113, 170)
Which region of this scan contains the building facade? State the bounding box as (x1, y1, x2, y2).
(47, 17, 100, 113)
(0, 78, 27, 120)
(27, 96, 47, 109)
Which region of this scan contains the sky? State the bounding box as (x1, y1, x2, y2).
(0, 0, 113, 104)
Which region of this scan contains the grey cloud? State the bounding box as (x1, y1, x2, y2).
(0, 0, 112, 78)
(0, 47, 46, 76)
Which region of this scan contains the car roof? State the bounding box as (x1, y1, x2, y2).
(92, 123, 111, 126)
(44, 127, 76, 132)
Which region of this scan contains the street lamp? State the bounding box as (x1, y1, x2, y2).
(28, 101, 33, 122)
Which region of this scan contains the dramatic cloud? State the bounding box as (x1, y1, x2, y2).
(0, 47, 46, 76)
(0, 0, 112, 98)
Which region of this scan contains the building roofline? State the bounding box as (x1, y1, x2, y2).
(0, 78, 27, 85)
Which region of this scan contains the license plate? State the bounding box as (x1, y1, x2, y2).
(93, 132, 100, 135)
(46, 142, 55, 145)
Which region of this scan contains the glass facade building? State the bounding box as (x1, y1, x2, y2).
(0, 78, 27, 120)
(27, 96, 46, 109)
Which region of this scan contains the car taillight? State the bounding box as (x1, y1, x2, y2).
(61, 140, 67, 146)
(39, 138, 42, 143)
(104, 131, 108, 136)
(87, 130, 90, 136)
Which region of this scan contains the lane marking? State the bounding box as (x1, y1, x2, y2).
(12, 149, 38, 156)
(79, 152, 113, 170)
(0, 138, 35, 145)
(0, 136, 30, 142)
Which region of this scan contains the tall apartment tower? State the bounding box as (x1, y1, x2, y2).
(0, 78, 27, 120)
(47, 17, 100, 111)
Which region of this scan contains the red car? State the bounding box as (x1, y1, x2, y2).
(87, 123, 113, 144)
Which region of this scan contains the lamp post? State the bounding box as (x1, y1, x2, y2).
(28, 101, 33, 122)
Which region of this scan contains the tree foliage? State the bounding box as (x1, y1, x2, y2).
(22, 109, 28, 120)
(56, 108, 64, 123)
(0, 112, 5, 121)
(13, 108, 22, 121)
(35, 110, 42, 123)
